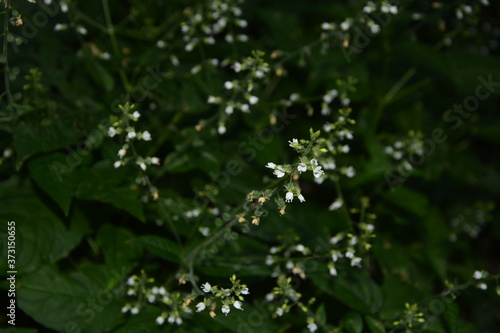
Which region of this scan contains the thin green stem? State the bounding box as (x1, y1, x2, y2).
(2, 0, 16, 119)
(101, 0, 131, 93)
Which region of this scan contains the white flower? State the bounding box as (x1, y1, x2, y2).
(54, 23, 66, 31)
(249, 95, 259, 105)
(218, 125, 226, 135)
(108, 127, 116, 137)
(297, 163, 307, 173)
(233, 301, 243, 310)
(298, 194, 305, 202)
(196, 302, 206, 312)
(289, 138, 298, 147)
(151, 157, 160, 165)
(381, 5, 390, 13)
(276, 307, 284, 316)
(265, 293, 274, 302)
(331, 250, 342, 262)
(207, 95, 218, 104)
(296, 244, 305, 252)
(349, 236, 358, 245)
(118, 149, 127, 158)
(363, 5, 373, 13)
(156, 316, 164, 325)
(384, 146, 394, 154)
(345, 248, 355, 259)
(224, 81, 234, 89)
(310, 158, 318, 168)
(321, 22, 332, 30)
(340, 21, 350, 31)
(341, 145, 350, 153)
(138, 162, 147, 171)
(285, 191, 294, 203)
(113, 161, 122, 168)
(233, 62, 242, 72)
(201, 282, 211, 293)
(156, 40, 166, 48)
(313, 166, 324, 178)
(199, 227, 210, 237)
(240, 104, 250, 112)
(330, 234, 342, 244)
(222, 305, 230, 315)
(265, 255, 274, 265)
(168, 315, 175, 324)
(142, 131, 152, 141)
(329, 266, 337, 276)
(329, 198, 343, 210)
(477, 283, 487, 290)
(308, 322, 318, 332)
(286, 261, 294, 270)
(273, 167, 286, 178)
(345, 166, 355, 178)
(473, 271, 483, 280)
(266, 162, 276, 169)
(132, 111, 141, 119)
(390, 5, 398, 14)
(127, 131, 136, 139)
(225, 105, 234, 114)
(121, 305, 130, 313)
(130, 307, 139, 315)
(158, 287, 166, 295)
(351, 257, 362, 267)
(147, 294, 155, 303)
(241, 287, 250, 295)
(370, 24, 380, 34)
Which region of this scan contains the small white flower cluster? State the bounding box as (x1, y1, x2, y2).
(384, 131, 424, 174)
(455, 4, 473, 20)
(320, 77, 357, 115)
(266, 157, 324, 181)
(196, 275, 249, 317)
(181, 0, 248, 52)
(123, 274, 192, 326)
(207, 51, 270, 134)
(107, 102, 160, 171)
(327, 223, 375, 276)
(265, 274, 302, 319)
(473, 270, 489, 290)
(266, 244, 311, 279)
(315, 108, 356, 184)
(449, 201, 493, 242)
(320, 1, 399, 51)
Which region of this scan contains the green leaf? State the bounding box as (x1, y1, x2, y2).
(365, 316, 386, 333)
(333, 271, 383, 315)
(342, 312, 363, 333)
(18, 264, 125, 333)
(442, 303, 458, 333)
(81, 48, 115, 92)
(96, 224, 142, 273)
(382, 187, 429, 218)
(27, 152, 78, 216)
(0, 179, 89, 274)
(310, 270, 383, 314)
(75, 161, 145, 221)
(131, 235, 182, 263)
(316, 303, 327, 325)
(13, 112, 82, 169)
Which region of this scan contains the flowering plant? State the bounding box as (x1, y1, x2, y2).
(0, 0, 499, 332)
